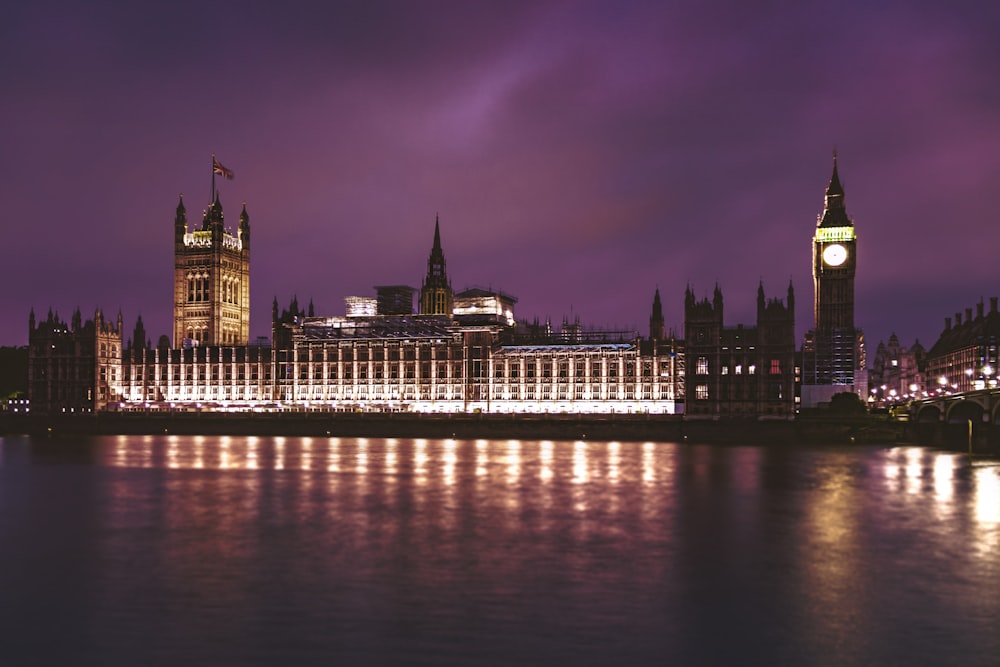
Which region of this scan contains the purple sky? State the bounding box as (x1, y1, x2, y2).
(3, 0, 999, 350)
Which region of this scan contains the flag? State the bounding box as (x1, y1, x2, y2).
(213, 157, 234, 180)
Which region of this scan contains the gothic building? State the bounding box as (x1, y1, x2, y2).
(684, 282, 796, 417)
(801, 153, 866, 407)
(173, 193, 251, 347)
(107, 202, 685, 415)
(28, 308, 123, 414)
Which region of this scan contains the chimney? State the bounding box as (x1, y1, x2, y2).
(991, 297, 998, 314)
(956, 312, 962, 326)
(977, 301, 984, 319)
(945, 317, 952, 330)
(966, 307, 973, 323)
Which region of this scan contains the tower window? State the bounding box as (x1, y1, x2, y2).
(696, 357, 709, 375)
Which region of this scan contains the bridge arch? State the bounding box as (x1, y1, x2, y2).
(915, 405, 942, 423)
(946, 400, 985, 425)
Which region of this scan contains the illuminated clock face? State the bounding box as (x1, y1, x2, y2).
(823, 243, 848, 267)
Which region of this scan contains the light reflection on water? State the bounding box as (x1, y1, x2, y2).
(1, 435, 999, 665)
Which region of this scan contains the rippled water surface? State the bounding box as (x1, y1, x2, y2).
(1, 435, 999, 665)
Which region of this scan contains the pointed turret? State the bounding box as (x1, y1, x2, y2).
(175, 194, 188, 244)
(649, 288, 665, 341)
(239, 201, 250, 249)
(787, 278, 795, 314)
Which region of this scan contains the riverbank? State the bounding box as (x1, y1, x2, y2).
(0, 411, 926, 446)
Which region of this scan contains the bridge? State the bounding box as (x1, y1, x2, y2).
(911, 388, 1000, 425)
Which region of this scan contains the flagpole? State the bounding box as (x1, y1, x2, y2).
(211, 154, 216, 203)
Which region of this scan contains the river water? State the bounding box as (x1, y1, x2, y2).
(0, 435, 998, 666)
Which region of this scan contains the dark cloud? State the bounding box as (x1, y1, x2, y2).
(2, 0, 999, 352)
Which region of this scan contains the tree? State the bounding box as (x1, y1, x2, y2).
(828, 391, 867, 416)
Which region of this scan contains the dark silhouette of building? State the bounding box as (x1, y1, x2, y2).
(419, 216, 453, 316)
(685, 282, 796, 417)
(28, 307, 122, 413)
(375, 285, 416, 315)
(649, 288, 665, 341)
(801, 153, 866, 407)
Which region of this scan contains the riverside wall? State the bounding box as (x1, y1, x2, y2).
(0, 411, 941, 447)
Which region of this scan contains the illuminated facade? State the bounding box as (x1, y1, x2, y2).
(264, 314, 682, 414)
(925, 298, 1000, 394)
(801, 153, 866, 407)
(112, 203, 685, 414)
(173, 193, 251, 347)
(868, 334, 926, 406)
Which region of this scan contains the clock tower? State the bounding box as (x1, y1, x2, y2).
(802, 152, 866, 405)
(813, 152, 856, 332)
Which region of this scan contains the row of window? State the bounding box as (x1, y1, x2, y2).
(186, 276, 242, 305)
(695, 357, 787, 375)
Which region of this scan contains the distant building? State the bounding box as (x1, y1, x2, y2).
(868, 334, 926, 406)
(453, 288, 517, 326)
(28, 308, 122, 414)
(801, 153, 866, 407)
(925, 298, 1000, 394)
(375, 285, 416, 315)
(684, 282, 796, 418)
(345, 296, 378, 317)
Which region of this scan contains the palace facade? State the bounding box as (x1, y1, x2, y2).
(29, 194, 684, 415)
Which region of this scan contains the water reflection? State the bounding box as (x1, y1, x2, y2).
(89, 437, 1000, 566)
(5, 435, 1000, 664)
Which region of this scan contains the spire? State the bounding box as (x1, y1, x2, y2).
(420, 214, 453, 315)
(826, 149, 844, 198)
(818, 150, 851, 228)
(649, 288, 665, 340)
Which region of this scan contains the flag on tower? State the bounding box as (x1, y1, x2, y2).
(213, 157, 234, 180)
